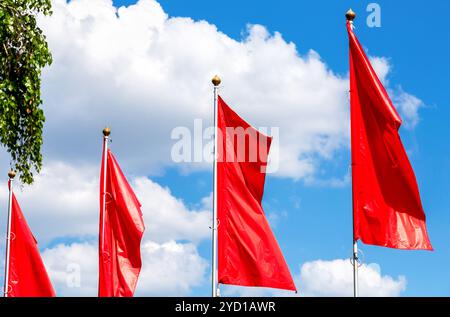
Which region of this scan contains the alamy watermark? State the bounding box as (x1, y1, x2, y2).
(170, 119, 280, 173)
(366, 3, 381, 28)
(66, 263, 81, 288)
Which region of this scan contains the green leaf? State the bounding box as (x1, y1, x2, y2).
(0, 0, 52, 184)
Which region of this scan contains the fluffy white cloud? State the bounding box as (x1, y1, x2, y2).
(0, 161, 211, 245)
(136, 241, 208, 296)
(393, 90, 424, 129)
(36, 0, 350, 180)
(222, 259, 406, 297)
(0, 0, 421, 181)
(42, 242, 98, 296)
(369, 56, 425, 129)
(0, 160, 212, 296)
(134, 177, 210, 243)
(297, 259, 406, 297)
(0, 162, 99, 243)
(370, 56, 391, 85)
(41, 240, 208, 296)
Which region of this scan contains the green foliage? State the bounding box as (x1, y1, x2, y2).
(0, 0, 52, 184)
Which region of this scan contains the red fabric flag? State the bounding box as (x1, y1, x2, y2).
(99, 149, 145, 297)
(217, 96, 296, 291)
(6, 187, 56, 297)
(348, 22, 432, 250)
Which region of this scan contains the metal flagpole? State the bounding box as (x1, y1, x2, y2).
(211, 75, 221, 297)
(352, 241, 359, 297)
(3, 170, 16, 297)
(346, 8, 359, 298)
(101, 127, 111, 251)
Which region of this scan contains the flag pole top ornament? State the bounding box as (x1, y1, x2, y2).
(212, 75, 221, 86)
(346, 8, 356, 21)
(103, 127, 111, 137)
(8, 170, 16, 179)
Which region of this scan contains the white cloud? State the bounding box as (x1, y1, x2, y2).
(0, 161, 211, 245)
(0, 162, 99, 243)
(136, 241, 208, 296)
(0, 160, 212, 296)
(297, 259, 406, 297)
(42, 240, 208, 296)
(393, 90, 424, 129)
(369, 56, 425, 129)
(200, 192, 213, 210)
(0, 0, 425, 180)
(221, 259, 406, 297)
(134, 177, 210, 243)
(370, 56, 390, 85)
(37, 0, 350, 180)
(1, 0, 419, 182)
(42, 242, 98, 296)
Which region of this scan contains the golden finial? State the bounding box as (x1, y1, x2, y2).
(211, 75, 221, 86)
(102, 127, 111, 137)
(8, 170, 16, 179)
(346, 8, 356, 21)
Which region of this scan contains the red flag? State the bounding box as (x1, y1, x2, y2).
(6, 186, 56, 297)
(348, 22, 432, 250)
(217, 96, 296, 291)
(99, 149, 145, 297)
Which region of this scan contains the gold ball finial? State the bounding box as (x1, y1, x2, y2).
(346, 8, 356, 21)
(211, 75, 221, 86)
(8, 170, 16, 179)
(103, 127, 111, 137)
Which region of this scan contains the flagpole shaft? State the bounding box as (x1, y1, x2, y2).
(211, 76, 221, 297)
(346, 11, 359, 296)
(3, 172, 15, 297)
(350, 84, 359, 298)
(101, 129, 110, 250)
(211, 80, 219, 298)
(347, 12, 359, 294)
(353, 240, 358, 297)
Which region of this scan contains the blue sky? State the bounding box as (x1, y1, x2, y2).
(0, 0, 449, 296)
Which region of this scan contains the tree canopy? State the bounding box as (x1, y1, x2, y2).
(0, 0, 52, 184)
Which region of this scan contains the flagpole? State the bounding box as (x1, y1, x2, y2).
(211, 75, 221, 297)
(352, 241, 359, 297)
(3, 170, 15, 297)
(346, 8, 359, 298)
(101, 127, 110, 251)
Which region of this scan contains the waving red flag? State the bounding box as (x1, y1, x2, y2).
(99, 148, 145, 297)
(348, 22, 432, 250)
(217, 96, 296, 291)
(5, 188, 56, 297)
